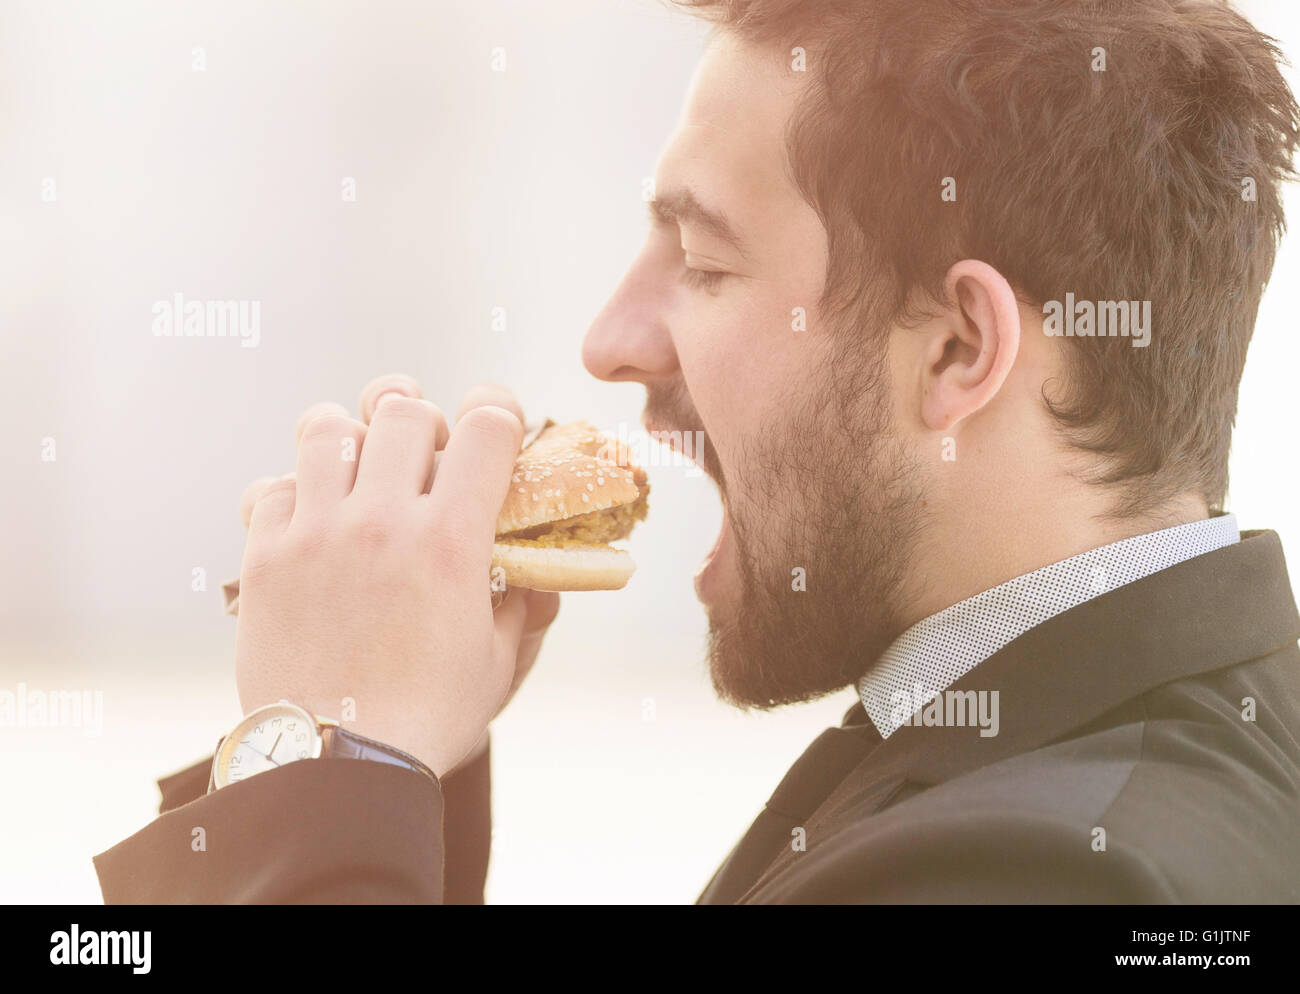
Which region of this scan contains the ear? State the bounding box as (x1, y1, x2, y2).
(918, 260, 1022, 432)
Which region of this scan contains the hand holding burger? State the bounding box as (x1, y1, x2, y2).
(231, 377, 648, 778)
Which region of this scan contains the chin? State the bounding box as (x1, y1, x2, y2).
(701, 494, 912, 711)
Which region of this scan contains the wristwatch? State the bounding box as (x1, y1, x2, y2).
(206, 700, 438, 793)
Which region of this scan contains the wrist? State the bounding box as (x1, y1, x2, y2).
(207, 701, 442, 793)
(446, 727, 490, 778)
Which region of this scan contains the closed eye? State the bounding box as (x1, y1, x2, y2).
(682, 266, 728, 290)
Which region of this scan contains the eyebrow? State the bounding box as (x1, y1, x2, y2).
(649, 188, 747, 257)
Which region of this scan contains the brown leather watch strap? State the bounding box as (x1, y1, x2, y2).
(320, 725, 440, 787)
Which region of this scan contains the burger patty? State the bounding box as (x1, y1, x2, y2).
(499, 490, 649, 547)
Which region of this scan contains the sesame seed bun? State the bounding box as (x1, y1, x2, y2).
(491, 541, 637, 591)
(495, 421, 643, 535)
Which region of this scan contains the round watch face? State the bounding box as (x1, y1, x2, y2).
(213, 701, 322, 789)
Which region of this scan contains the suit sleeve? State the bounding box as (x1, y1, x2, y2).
(94, 741, 494, 904)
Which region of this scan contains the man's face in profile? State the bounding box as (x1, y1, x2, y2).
(584, 33, 924, 709)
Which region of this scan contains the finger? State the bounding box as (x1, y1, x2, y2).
(521, 589, 561, 635)
(295, 411, 368, 518)
(294, 401, 350, 444)
(353, 395, 450, 498)
(427, 405, 524, 563)
(456, 382, 526, 426)
(245, 475, 297, 554)
(358, 374, 423, 425)
(497, 591, 560, 711)
(240, 476, 283, 529)
(511, 589, 561, 677)
(491, 589, 531, 695)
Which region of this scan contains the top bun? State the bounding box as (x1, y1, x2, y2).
(495, 421, 646, 536)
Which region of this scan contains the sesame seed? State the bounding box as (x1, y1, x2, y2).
(581, 493, 589, 503)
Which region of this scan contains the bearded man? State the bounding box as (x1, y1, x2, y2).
(97, 0, 1300, 904)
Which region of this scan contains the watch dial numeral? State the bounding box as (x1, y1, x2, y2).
(225, 707, 317, 787)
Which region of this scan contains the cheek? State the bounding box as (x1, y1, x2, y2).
(676, 294, 819, 481)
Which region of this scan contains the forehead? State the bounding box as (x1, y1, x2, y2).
(656, 33, 808, 224)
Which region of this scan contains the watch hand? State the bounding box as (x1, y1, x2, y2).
(265, 732, 284, 765)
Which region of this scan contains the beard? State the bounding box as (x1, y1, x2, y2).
(650, 344, 926, 710)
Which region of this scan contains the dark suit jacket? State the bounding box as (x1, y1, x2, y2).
(94, 529, 1300, 903)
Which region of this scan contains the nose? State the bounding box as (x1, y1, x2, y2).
(582, 241, 680, 384)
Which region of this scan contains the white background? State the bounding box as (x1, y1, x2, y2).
(1, 0, 1297, 903)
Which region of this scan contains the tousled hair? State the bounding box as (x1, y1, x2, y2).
(672, 0, 1299, 514)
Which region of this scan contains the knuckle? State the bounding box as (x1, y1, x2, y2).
(240, 475, 278, 501)
(364, 374, 421, 399)
(239, 544, 280, 582)
(284, 513, 328, 549)
(349, 512, 398, 551)
(239, 477, 280, 523)
(460, 382, 520, 414)
(294, 402, 348, 437)
(373, 395, 442, 426)
(299, 412, 357, 443)
(252, 477, 296, 506)
(426, 524, 477, 578)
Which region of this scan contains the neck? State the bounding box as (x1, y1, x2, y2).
(896, 487, 1211, 633)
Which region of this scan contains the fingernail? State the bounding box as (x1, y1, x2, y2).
(491, 587, 510, 610)
(375, 389, 407, 409)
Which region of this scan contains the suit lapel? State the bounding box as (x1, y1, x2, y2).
(696, 721, 881, 904)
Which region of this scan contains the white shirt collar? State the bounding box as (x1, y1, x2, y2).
(857, 514, 1241, 739)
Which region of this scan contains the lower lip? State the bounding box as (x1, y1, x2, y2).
(694, 507, 732, 603)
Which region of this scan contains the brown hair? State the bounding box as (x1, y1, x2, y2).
(670, 0, 1299, 514)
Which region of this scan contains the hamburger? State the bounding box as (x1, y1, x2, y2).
(491, 420, 650, 591)
(222, 418, 648, 615)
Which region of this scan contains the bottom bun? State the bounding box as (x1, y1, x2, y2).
(491, 541, 635, 591)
